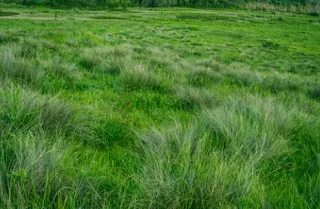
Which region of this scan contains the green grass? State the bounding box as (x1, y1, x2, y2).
(0, 5, 319, 208)
(0, 10, 19, 16)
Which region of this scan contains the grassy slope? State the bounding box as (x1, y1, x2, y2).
(0, 6, 320, 208)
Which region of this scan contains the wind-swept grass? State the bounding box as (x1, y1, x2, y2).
(136, 95, 320, 208)
(137, 121, 262, 208)
(172, 86, 218, 109)
(0, 82, 85, 137)
(0, 6, 319, 209)
(120, 63, 170, 91)
(0, 45, 45, 86)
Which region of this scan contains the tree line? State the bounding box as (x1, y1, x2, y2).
(0, 0, 317, 9)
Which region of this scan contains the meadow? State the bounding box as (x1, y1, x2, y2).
(0, 5, 320, 208)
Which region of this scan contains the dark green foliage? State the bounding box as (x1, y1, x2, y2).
(308, 85, 320, 99)
(94, 119, 134, 146)
(307, 11, 320, 16)
(0, 0, 318, 8)
(261, 39, 280, 49)
(0, 32, 19, 44)
(0, 11, 19, 16)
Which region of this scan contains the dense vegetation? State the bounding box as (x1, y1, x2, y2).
(0, 0, 319, 9)
(0, 5, 320, 209)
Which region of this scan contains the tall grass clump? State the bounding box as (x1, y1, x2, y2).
(137, 121, 264, 208)
(80, 47, 109, 69)
(80, 45, 132, 72)
(0, 131, 118, 208)
(186, 66, 223, 87)
(145, 47, 179, 70)
(136, 95, 320, 208)
(0, 44, 44, 86)
(0, 133, 66, 209)
(0, 43, 82, 92)
(172, 86, 218, 109)
(201, 96, 292, 159)
(120, 63, 169, 91)
(0, 6, 319, 209)
(195, 63, 306, 94)
(44, 57, 80, 80)
(0, 82, 111, 208)
(0, 82, 85, 138)
(96, 58, 123, 75)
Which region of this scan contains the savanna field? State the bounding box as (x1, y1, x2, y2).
(0, 4, 320, 208)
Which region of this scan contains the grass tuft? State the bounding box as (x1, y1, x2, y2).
(0, 44, 45, 86)
(120, 63, 169, 91)
(173, 86, 217, 109)
(0, 82, 86, 137)
(0, 7, 319, 209)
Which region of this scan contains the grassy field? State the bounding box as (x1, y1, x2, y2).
(0, 5, 320, 208)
